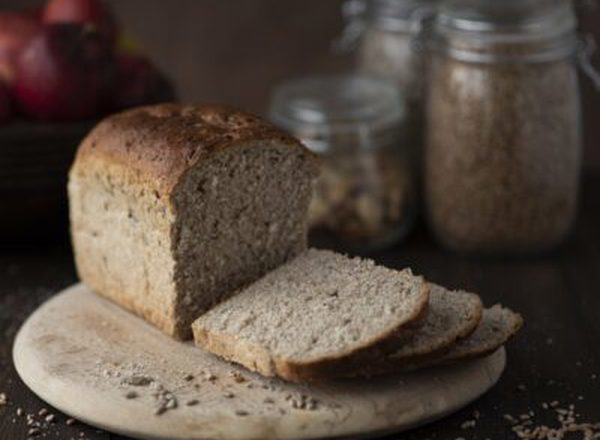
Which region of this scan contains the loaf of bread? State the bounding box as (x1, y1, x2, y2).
(68, 104, 318, 339)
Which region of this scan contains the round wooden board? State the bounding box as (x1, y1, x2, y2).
(13, 284, 506, 440)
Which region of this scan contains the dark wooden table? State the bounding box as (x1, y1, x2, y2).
(1, 176, 599, 440)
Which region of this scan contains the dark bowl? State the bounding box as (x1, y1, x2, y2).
(0, 120, 97, 244)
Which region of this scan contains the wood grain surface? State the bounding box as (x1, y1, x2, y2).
(1, 175, 600, 439)
(11, 284, 504, 440)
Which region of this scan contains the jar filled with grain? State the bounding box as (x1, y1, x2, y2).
(425, 0, 582, 255)
(269, 74, 416, 252)
(340, 0, 437, 150)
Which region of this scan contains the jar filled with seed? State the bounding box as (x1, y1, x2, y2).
(425, 0, 582, 255)
(269, 74, 416, 252)
(339, 0, 437, 150)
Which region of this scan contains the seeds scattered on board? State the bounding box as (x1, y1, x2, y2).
(153, 387, 178, 416)
(123, 375, 153, 386)
(285, 393, 319, 411)
(261, 382, 277, 391)
(228, 371, 247, 383)
(204, 372, 217, 382)
(186, 399, 199, 407)
(0, 392, 7, 406)
(235, 410, 249, 416)
(125, 391, 139, 399)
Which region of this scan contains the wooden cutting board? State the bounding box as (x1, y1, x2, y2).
(13, 284, 506, 440)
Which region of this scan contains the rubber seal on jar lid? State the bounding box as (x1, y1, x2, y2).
(268, 73, 405, 153)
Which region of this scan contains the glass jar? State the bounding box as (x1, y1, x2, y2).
(269, 74, 416, 252)
(425, 0, 582, 255)
(342, 0, 437, 150)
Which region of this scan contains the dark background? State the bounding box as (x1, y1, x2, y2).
(1, 0, 598, 169)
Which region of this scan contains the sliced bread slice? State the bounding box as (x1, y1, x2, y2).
(441, 304, 523, 363)
(397, 304, 523, 372)
(352, 283, 483, 377)
(192, 249, 430, 382)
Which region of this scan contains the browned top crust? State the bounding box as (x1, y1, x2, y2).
(70, 103, 316, 194)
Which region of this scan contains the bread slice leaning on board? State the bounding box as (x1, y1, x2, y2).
(361, 303, 523, 376)
(68, 104, 318, 339)
(435, 305, 524, 364)
(347, 283, 484, 378)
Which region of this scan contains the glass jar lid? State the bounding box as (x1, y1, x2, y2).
(335, 0, 437, 54)
(269, 74, 404, 153)
(433, 0, 578, 62)
(363, 0, 437, 32)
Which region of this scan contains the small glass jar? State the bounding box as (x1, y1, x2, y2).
(342, 0, 437, 150)
(425, 0, 582, 254)
(269, 74, 416, 252)
(354, 0, 435, 102)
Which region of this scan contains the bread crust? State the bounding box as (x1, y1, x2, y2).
(70, 103, 318, 196)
